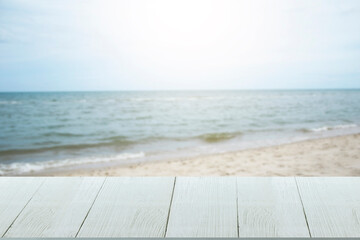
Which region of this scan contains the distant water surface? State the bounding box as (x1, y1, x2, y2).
(0, 90, 359, 175)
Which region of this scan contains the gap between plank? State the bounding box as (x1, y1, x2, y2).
(1, 177, 47, 238)
(164, 177, 177, 237)
(75, 177, 107, 238)
(294, 177, 312, 238)
(236, 178, 240, 238)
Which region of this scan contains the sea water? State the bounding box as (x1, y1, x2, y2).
(1, 90, 359, 175)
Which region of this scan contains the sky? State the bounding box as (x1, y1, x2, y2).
(0, 0, 360, 91)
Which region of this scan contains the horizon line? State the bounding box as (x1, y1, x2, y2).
(1, 87, 360, 93)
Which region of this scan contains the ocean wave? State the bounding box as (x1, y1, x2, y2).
(46, 124, 69, 129)
(0, 139, 134, 156)
(0, 152, 145, 175)
(302, 124, 358, 133)
(99, 135, 130, 142)
(135, 115, 153, 120)
(128, 97, 226, 102)
(41, 132, 85, 137)
(197, 132, 240, 143)
(0, 100, 20, 105)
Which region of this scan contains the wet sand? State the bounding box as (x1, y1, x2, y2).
(50, 134, 360, 176)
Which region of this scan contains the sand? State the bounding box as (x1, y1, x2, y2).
(51, 133, 360, 176)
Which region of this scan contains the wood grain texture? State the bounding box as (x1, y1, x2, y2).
(0, 177, 44, 237)
(1, 177, 359, 238)
(237, 177, 309, 237)
(4, 177, 104, 237)
(77, 177, 175, 237)
(166, 177, 238, 237)
(297, 177, 360, 237)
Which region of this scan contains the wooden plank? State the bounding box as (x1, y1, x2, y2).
(77, 177, 175, 237)
(0, 177, 44, 237)
(4, 177, 105, 237)
(237, 177, 310, 237)
(297, 177, 360, 237)
(166, 177, 238, 237)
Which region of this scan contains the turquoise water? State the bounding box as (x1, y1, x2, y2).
(0, 90, 360, 175)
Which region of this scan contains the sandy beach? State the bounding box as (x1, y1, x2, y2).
(47, 133, 360, 176)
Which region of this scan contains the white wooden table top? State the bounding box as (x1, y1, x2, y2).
(0, 177, 359, 238)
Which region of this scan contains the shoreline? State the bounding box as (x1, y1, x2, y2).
(40, 133, 360, 176)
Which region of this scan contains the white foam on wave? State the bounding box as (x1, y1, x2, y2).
(0, 152, 145, 175)
(310, 124, 358, 132)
